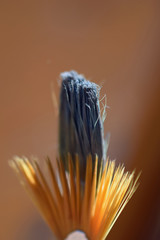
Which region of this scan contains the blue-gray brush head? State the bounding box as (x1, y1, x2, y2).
(59, 71, 104, 180)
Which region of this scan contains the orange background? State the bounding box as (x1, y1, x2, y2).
(1, 1, 160, 239)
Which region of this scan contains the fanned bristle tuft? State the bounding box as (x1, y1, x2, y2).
(10, 155, 139, 240)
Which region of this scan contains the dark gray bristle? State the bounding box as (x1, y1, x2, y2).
(59, 71, 104, 180)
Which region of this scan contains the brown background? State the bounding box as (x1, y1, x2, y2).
(0, 1, 160, 239)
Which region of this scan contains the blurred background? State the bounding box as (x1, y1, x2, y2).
(0, 0, 160, 239)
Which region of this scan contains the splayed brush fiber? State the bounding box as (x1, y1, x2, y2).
(10, 155, 139, 240)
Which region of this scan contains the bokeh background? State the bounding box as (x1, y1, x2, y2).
(1, 1, 160, 239)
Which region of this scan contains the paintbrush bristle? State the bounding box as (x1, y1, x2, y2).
(10, 71, 140, 240)
(59, 71, 104, 180)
